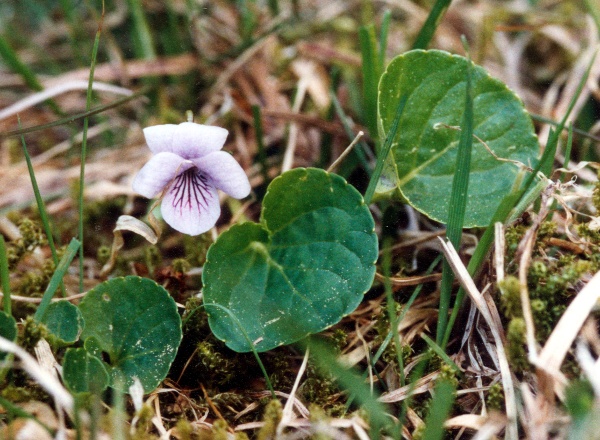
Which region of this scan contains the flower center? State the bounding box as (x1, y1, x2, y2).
(170, 168, 212, 213)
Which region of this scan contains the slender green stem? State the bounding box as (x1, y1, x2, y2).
(183, 304, 275, 398)
(78, 9, 103, 292)
(363, 95, 407, 204)
(0, 236, 10, 315)
(0, 89, 148, 140)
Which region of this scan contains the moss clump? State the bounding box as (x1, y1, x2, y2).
(256, 399, 282, 440)
(486, 382, 505, 411)
(6, 219, 47, 269)
(19, 316, 48, 350)
(298, 363, 343, 417)
(196, 341, 240, 386)
(498, 275, 521, 319)
(506, 317, 528, 373)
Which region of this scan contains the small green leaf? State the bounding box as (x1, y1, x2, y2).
(378, 49, 539, 227)
(203, 168, 378, 352)
(0, 312, 17, 360)
(40, 301, 83, 344)
(78, 276, 182, 393)
(63, 347, 109, 394)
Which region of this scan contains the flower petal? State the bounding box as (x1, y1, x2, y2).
(171, 122, 228, 159)
(143, 124, 177, 154)
(193, 151, 251, 199)
(132, 152, 193, 198)
(161, 168, 220, 236)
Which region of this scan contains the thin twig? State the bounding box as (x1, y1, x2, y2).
(327, 131, 364, 173)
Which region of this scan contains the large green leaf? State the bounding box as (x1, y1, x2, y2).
(377, 49, 539, 226)
(78, 276, 182, 393)
(203, 168, 378, 352)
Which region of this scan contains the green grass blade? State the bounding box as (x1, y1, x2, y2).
(421, 379, 456, 440)
(421, 333, 460, 373)
(412, 0, 452, 50)
(0, 37, 61, 114)
(0, 36, 44, 91)
(19, 130, 59, 260)
(251, 105, 270, 189)
(126, 0, 157, 59)
(359, 25, 379, 138)
(34, 238, 80, 322)
(378, 10, 391, 73)
(442, 189, 522, 348)
(18, 125, 64, 296)
(363, 94, 407, 204)
(307, 337, 394, 438)
(78, 12, 103, 292)
(0, 395, 54, 435)
(0, 236, 10, 315)
(530, 113, 600, 144)
(437, 49, 473, 345)
(382, 239, 405, 386)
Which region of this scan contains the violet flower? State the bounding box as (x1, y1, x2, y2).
(132, 122, 251, 236)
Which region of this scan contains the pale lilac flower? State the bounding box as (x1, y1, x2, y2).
(132, 122, 251, 236)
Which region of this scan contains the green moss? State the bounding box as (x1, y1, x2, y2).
(0, 384, 34, 403)
(298, 363, 343, 417)
(184, 232, 213, 267)
(498, 275, 521, 319)
(196, 341, 238, 385)
(175, 418, 194, 440)
(211, 419, 229, 440)
(172, 258, 191, 274)
(131, 404, 155, 438)
(6, 219, 47, 269)
(256, 399, 282, 440)
(97, 245, 111, 267)
(19, 316, 48, 350)
(506, 317, 528, 373)
(486, 382, 505, 411)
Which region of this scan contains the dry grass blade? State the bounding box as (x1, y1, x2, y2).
(437, 237, 518, 440)
(0, 336, 73, 413)
(537, 271, 600, 378)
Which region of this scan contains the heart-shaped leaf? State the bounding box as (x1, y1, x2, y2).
(40, 301, 83, 344)
(63, 347, 109, 394)
(203, 168, 378, 352)
(377, 49, 539, 226)
(78, 276, 182, 393)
